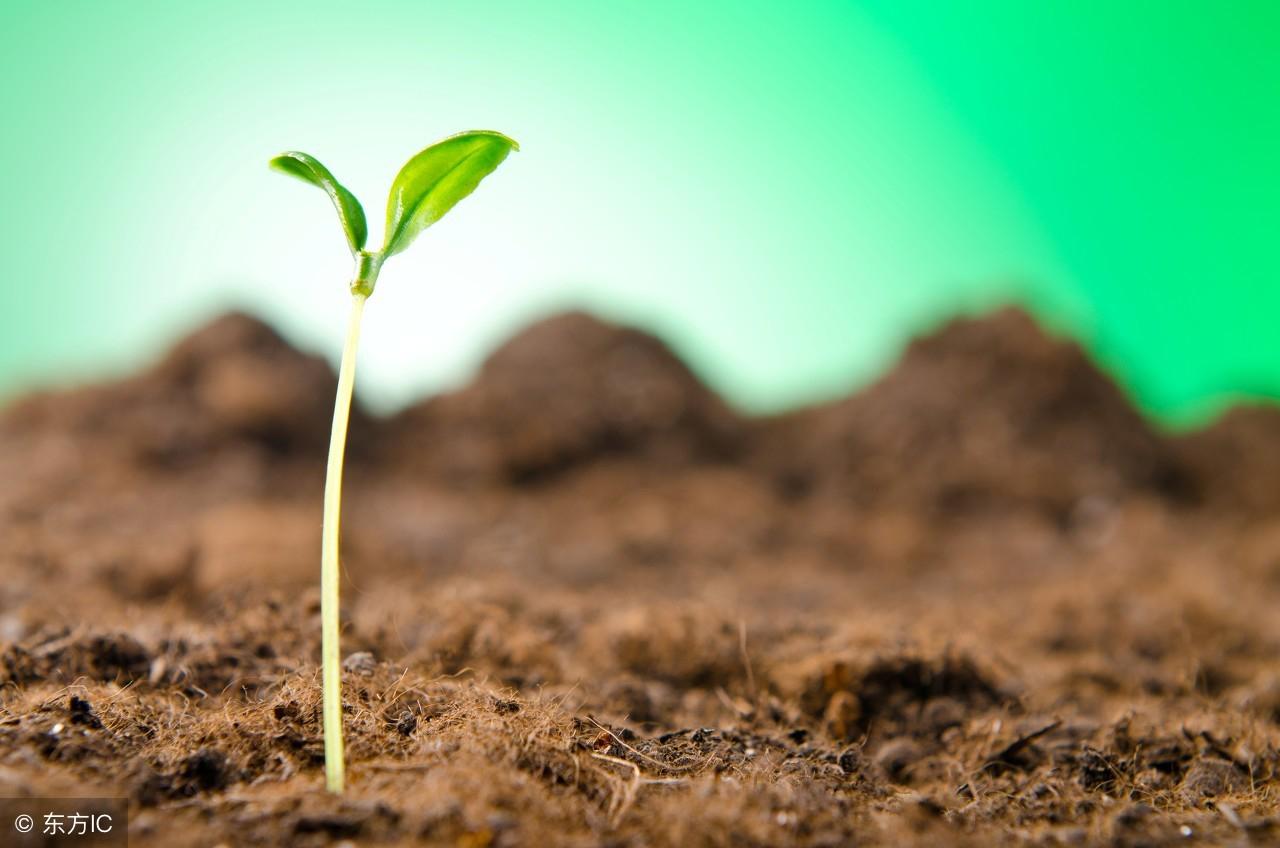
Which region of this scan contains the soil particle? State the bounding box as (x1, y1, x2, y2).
(179, 748, 233, 792)
(67, 695, 102, 729)
(1178, 757, 1248, 805)
(84, 633, 153, 682)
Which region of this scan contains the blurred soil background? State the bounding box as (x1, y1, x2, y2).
(3, 307, 1280, 846)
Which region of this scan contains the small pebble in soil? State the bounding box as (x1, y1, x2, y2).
(342, 652, 377, 675)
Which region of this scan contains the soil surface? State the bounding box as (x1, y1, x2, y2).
(3, 307, 1280, 846)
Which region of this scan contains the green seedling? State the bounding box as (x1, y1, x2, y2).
(270, 131, 518, 793)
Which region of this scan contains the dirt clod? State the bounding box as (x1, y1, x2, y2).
(67, 696, 102, 729)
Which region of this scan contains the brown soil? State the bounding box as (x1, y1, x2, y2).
(3, 306, 1280, 846)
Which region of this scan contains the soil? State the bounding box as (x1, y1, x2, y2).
(3, 306, 1280, 846)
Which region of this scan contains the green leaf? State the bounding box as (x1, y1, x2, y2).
(382, 130, 519, 257)
(269, 151, 368, 253)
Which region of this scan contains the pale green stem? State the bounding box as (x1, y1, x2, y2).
(321, 291, 367, 793)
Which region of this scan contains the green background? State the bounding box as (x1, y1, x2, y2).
(2, 2, 1277, 423)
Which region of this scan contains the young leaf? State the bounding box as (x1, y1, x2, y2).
(382, 130, 519, 257)
(270, 151, 368, 254)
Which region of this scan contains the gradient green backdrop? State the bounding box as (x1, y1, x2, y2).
(2, 2, 1277, 423)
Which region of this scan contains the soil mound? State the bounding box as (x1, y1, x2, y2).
(383, 311, 743, 483)
(152, 311, 340, 446)
(1175, 403, 1280, 515)
(1, 312, 344, 471)
(758, 308, 1194, 516)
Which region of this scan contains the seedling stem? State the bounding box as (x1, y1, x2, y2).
(320, 289, 367, 793)
(270, 131, 517, 794)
